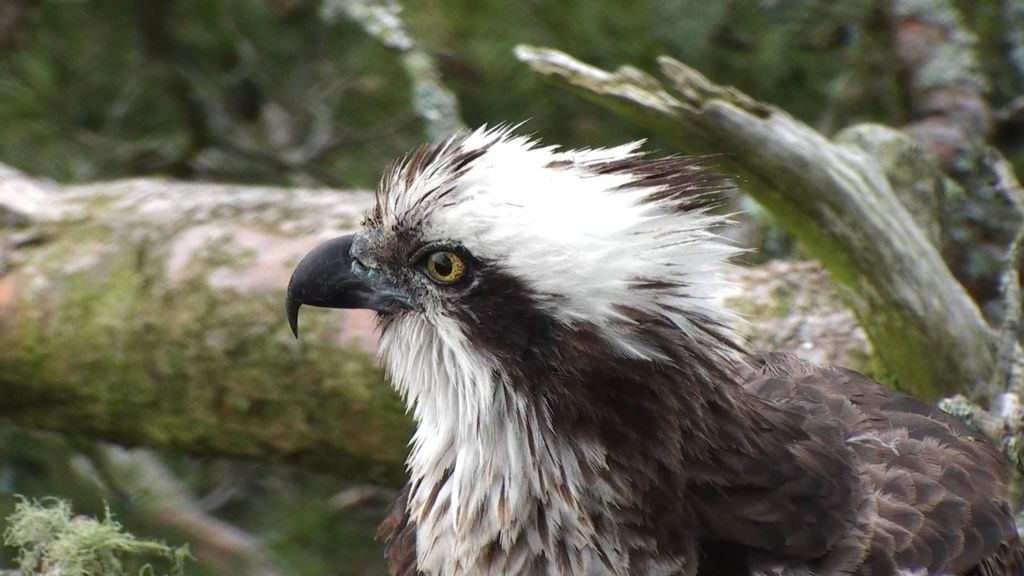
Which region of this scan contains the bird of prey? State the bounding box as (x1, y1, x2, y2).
(286, 126, 1022, 576)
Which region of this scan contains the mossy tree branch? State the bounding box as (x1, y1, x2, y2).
(0, 157, 921, 487)
(0, 158, 893, 490)
(515, 44, 1009, 399)
(0, 166, 411, 486)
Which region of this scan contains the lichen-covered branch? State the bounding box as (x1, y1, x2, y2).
(3, 497, 191, 576)
(0, 165, 411, 485)
(516, 45, 1006, 399)
(997, 220, 1024, 395)
(889, 0, 1024, 326)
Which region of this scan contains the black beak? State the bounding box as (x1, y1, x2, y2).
(285, 234, 413, 337)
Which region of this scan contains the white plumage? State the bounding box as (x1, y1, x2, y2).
(376, 125, 745, 363)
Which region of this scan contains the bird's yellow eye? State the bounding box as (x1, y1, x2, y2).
(424, 251, 465, 284)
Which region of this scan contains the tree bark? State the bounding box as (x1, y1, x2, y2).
(0, 0, 36, 51)
(515, 44, 1014, 400)
(0, 164, 410, 485)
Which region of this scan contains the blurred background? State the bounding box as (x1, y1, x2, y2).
(0, 0, 1022, 574)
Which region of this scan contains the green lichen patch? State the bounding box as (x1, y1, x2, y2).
(3, 497, 191, 576)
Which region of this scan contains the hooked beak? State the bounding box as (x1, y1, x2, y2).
(285, 234, 413, 337)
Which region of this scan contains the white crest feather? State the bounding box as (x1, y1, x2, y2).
(377, 124, 745, 365)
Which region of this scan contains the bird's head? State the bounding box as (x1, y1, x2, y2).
(287, 126, 745, 402)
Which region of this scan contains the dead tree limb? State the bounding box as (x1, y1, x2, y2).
(515, 44, 1009, 399)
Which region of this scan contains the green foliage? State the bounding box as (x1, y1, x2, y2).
(0, 0, 876, 185)
(3, 497, 191, 576)
(405, 0, 867, 147)
(1, 0, 1018, 184)
(0, 0, 422, 186)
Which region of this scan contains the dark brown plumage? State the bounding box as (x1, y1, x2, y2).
(375, 344, 1022, 576)
(739, 354, 1021, 575)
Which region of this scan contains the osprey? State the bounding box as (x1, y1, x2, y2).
(286, 127, 1022, 576)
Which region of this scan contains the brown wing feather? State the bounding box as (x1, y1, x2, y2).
(967, 538, 1024, 576)
(376, 484, 422, 576)
(748, 353, 1022, 575)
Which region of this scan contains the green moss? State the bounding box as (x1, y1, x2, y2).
(0, 231, 410, 485)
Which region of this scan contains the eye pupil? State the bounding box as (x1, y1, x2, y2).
(430, 253, 453, 277)
(424, 250, 465, 283)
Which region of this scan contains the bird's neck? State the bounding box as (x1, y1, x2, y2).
(381, 314, 651, 574)
(377, 314, 797, 575)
